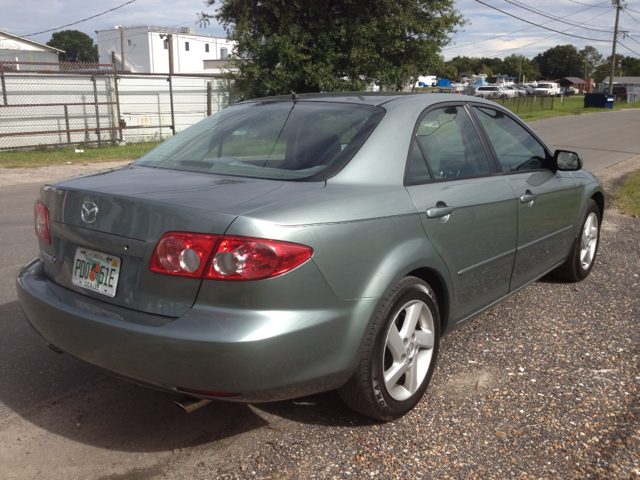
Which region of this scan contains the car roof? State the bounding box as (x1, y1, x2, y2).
(237, 92, 474, 108)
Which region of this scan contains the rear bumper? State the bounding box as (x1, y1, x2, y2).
(16, 258, 379, 402)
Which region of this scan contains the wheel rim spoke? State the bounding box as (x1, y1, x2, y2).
(384, 361, 408, 388)
(386, 323, 405, 360)
(404, 360, 420, 394)
(399, 302, 422, 338)
(414, 329, 434, 349)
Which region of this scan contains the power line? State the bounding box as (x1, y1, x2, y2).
(567, 0, 609, 7)
(624, 9, 640, 25)
(445, 0, 610, 50)
(503, 0, 614, 33)
(23, 0, 138, 37)
(486, 8, 613, 56)
(474, 0, 611, 42)
(618, 42, 640, 55)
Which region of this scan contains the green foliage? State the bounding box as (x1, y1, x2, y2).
(533, 44, 582, 79)
(46, 30, 98, 63)
(593, 54, 625, 83)
(500, 55, 540, 83)
(199, 0, 464, 98)
(579, 46, 603, 78)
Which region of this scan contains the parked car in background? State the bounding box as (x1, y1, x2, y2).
(533, 82, 561, 96)
(559, 87, 576, 96)
(17, 93, 604, 421)
(611, 86, 628, 101)
(515, 85, 534, 96)
(503, 85, 526, 97)
(474, 85, 515, 99)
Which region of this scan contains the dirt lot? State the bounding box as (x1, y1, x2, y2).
(0, 159, 638, 480)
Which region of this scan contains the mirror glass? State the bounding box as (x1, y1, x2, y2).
(556, 151, 581, 171)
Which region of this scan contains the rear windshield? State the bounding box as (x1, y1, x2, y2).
(134, 101, 384, 181)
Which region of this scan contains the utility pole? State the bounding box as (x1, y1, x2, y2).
(608, 0, 622, 94)
(116, 26, 125, 72)
(518, 55, 523, 84)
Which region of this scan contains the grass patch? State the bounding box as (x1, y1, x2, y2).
(613, 169, 640, 218)
(0, 142, 161, 169)
(487, 95, 640, 122)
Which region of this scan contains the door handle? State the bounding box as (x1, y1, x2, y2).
(426, 205, 456, 219)
(519, 190, 538, 204)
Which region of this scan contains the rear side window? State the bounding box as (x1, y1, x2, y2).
(135, 102, 383, 181)
(473, 107, 548, 172)
(415, 106, 492, 180)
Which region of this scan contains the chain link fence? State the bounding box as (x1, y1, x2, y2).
(0, 61, 234, 151)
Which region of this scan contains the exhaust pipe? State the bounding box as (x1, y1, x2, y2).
(174, 396, 212, 413)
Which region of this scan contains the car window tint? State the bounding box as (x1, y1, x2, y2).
(416, 106, 492, 180)
(406, 139, 431, 183)
(134, 102, 382, 181)
(474, 106, 548, 172)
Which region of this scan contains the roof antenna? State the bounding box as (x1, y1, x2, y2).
(291, 89, 298, 100)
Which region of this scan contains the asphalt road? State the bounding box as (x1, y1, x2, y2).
(529, 108, 640, 173)
(0, 111, 638, 479)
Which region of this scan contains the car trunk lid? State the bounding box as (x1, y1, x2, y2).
(38, 165, 322, 317)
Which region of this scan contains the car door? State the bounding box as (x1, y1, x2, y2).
(405, 104, 518, 323)
(470, 105, 579, 291)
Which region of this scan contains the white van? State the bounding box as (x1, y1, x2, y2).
(533, 82, 561, 96)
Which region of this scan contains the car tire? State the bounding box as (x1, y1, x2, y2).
(478, 94, 484, 98)
(338, 277, 440, 421)
(554, 200, 601, 282)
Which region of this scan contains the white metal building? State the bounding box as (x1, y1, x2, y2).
(96, 26, 234, 74)
(0, 29, 64, 67)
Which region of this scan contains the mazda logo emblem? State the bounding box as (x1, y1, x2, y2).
(81, 201, 99, 224)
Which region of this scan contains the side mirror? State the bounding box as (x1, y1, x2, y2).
(554, 150, 583, 171)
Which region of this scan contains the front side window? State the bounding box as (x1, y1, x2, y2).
(415, 106, 492, 180)
(135, 102, 384, 181)
(473, 106, 548, 172)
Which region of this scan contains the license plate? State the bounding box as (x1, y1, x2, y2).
(72, 247, 121, 297)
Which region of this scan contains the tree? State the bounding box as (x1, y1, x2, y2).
(593, 54, 640, 83)
(500, 55, 540, 82)
(579, 46, 603, 78)
(199, 0, 464, 98)
(47, 30, 98, 63)
(534, 45, 582, 79)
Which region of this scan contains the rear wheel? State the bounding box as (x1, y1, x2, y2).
(554, 200, 601, 281)
(478, 94, 485, 98)
(339, 277, 440, 421)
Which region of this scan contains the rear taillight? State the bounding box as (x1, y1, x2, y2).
(149, 233, 219, 278)
(206, 236, 314, 281)
(150, 232, 313, 281)
(34, 201, 51, 244)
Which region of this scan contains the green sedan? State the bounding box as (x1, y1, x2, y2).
(17, 93, 604, 421)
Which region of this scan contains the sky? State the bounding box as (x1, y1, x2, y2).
(1, 0, 639, 61)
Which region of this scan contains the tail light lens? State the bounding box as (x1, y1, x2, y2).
(150, 232, 313, 281)
(207, 236, 313, 281)
(150, 233, 219, 278)
(34, 201, 51, 244)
